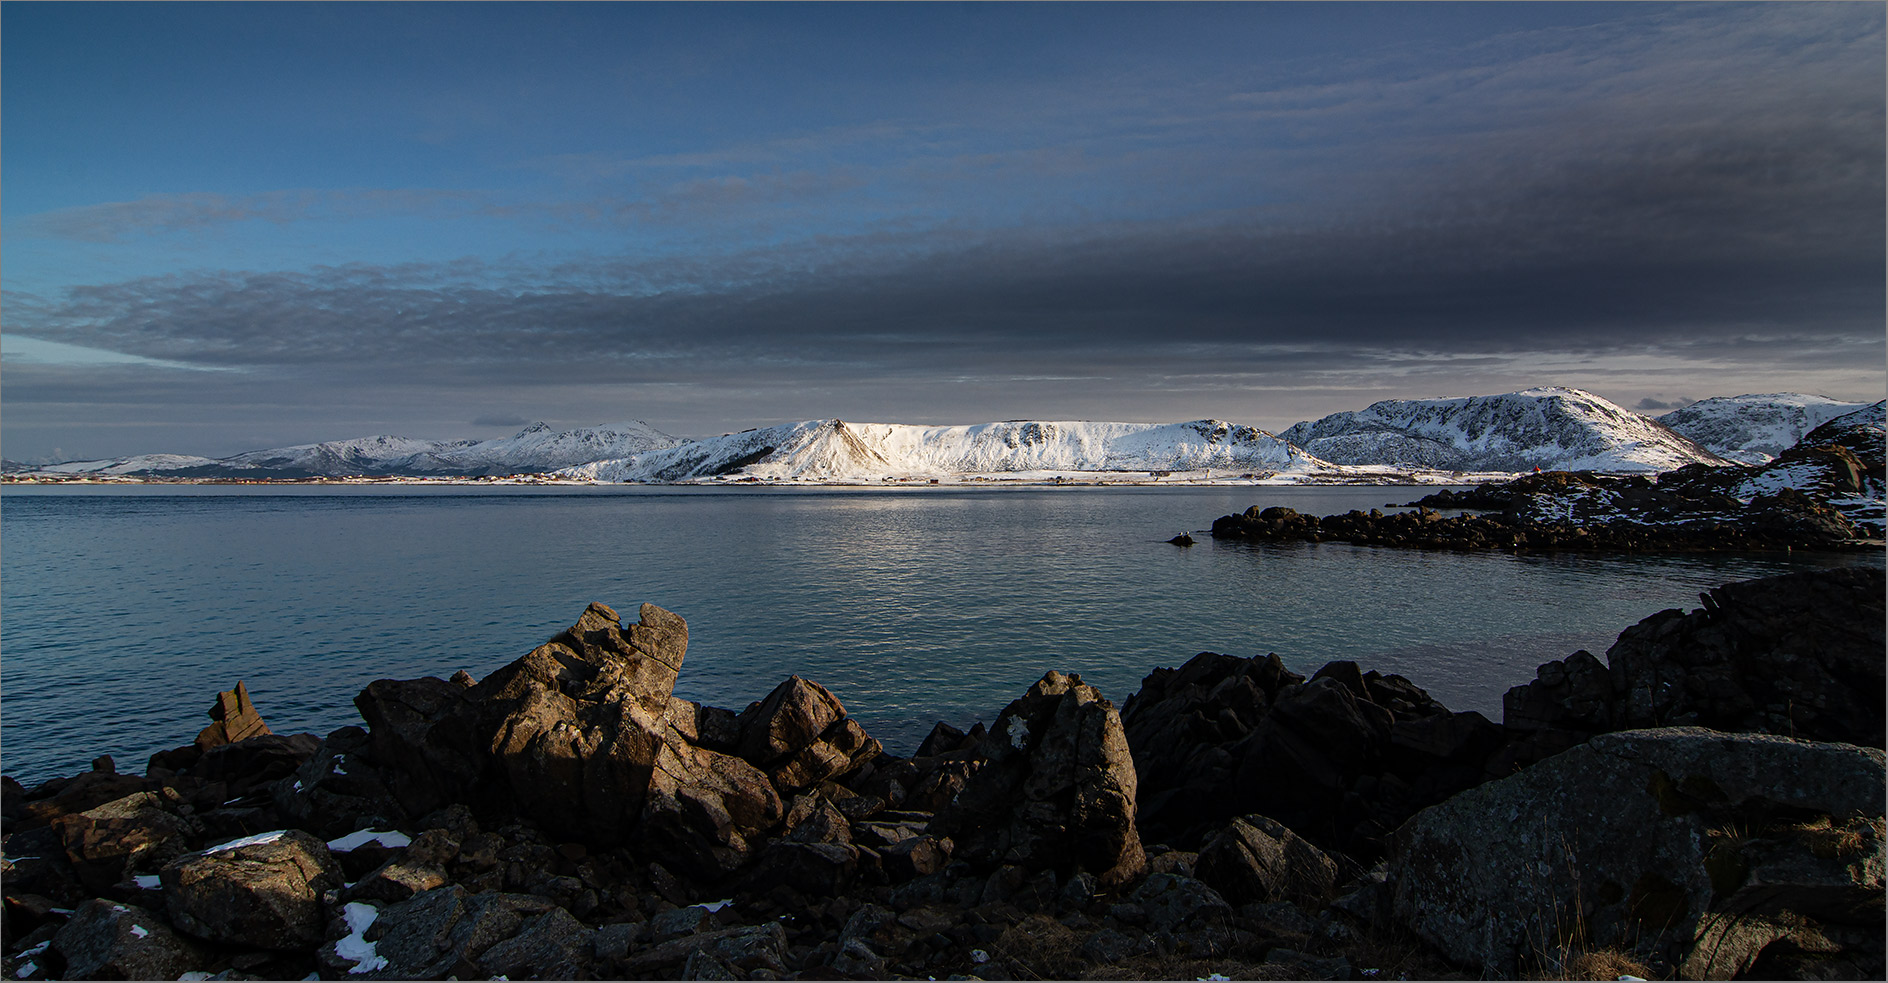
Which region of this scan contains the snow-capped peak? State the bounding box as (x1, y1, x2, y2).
(1656, 393, 1876, 464)
(1280, 387, 1725, 473)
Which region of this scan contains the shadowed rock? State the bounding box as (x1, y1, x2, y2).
(930, 670, 1146, 889)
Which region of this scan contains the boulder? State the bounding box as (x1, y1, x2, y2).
(929, 671, 1145, 889)
(734, 676, 883, 795)
(616, 921, 790, 978)
(1195, 813, 1339, 908)
(357, 602, 788, 873)
(189, 733, 322, 799)
(324, 885, 571, 981)
(51, 899, 207, 981)
(1390, 728, 1886, 979)
(51, 791, 197, 895)
(272, 726, 409, 838)
(162, 829, 344, 950)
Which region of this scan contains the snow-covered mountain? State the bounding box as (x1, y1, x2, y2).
(559, 419, 1319, 482)
(31, 453, 227, 476)
(1279, 387, 1726, 474)
(23, 422, 682, 478)
(1655, 393, 1875, 465)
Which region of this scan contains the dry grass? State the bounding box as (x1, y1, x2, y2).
(1553, 946, 1653, 980)
(991, 913, 1082, 980)
(1081, 956, 1288, 980)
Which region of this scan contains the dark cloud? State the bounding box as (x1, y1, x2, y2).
(471, 414, 532, 428)
(4, 2, 1882, 460)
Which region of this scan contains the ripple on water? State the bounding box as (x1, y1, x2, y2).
(2, 485, 1876, 783)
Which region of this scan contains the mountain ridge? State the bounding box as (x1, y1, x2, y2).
(16, 388, 1876, 482)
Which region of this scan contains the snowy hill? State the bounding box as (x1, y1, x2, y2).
(22, 422, 681, 478)
(560, 419, 1319, 482)
(1655, 394, 1875, 465)
(32, 454, 227, 476)
(1279, 387, 1727, 473)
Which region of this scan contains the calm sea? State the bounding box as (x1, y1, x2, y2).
(2, 485, 1877, 784)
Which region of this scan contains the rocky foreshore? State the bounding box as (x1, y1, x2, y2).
(1211, 411, 1885, 553)
(4, 568, 1883, 981)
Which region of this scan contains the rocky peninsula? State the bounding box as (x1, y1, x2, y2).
(3, 567, 1882, 981)
(1211, 410, 1885, 553)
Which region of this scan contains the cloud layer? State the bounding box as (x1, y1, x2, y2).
(3, 3, 1882, 459)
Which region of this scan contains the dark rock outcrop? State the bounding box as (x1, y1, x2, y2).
(1195, 814, 1339, 908)
(1390, 728, 1886, 979)
(51, 899, 207, 981)
(930, 671, 1146, 889)
(1123, 652, 1493, 862)
(1500, 566, 1886, 763)
(161, 829, 344, 950)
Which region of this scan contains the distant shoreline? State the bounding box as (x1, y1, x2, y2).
(0, 469, 1522, 489)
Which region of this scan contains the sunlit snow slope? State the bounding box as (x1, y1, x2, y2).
(560, 419, 1318, 481)
(1280, 387, 1727, 473)
(1656, 394, 1875, 465)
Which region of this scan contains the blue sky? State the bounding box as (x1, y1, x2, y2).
(3, 2, 1883, 462)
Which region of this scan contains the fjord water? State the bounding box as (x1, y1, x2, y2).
(2, 485, 1876, 784)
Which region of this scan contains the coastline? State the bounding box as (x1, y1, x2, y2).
(5, 567, 1881, 981)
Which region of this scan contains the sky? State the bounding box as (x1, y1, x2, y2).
(2, 2, 1883, 463)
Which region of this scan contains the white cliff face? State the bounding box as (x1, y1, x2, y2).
(1280, 387, 1727, 474)
(1656, 394, 1876, 465)
(560, 419, 1319, 482)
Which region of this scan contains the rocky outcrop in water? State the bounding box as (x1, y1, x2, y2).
(4, 569, 1883, 980)
(1500, 566, 1885, 766)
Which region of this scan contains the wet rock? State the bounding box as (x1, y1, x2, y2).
(51, 898, 207, 981)
(162, 829, 344, 950)
(1390, 727, 1886, 979)
(930, 671, 1146, 889)
(1194, 813, 1338, 908)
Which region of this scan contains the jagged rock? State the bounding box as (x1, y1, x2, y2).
(1128, 872, 1232, 932)
(1499, 567, 1887, 770)
(14, 770, 164, 833)
(473, 904, 595, 980)
(735, 676, 882, 796)
(51, 899, 207, 980)
(1608, 567, 1884, 746)
(355, 602, 787, 878)
(1121, 651, 1304, 843)
(618, 921, 790, 977)
(1390, 727, 1886, 979)
(352, 675, 481, 821)
(272, 726, 409, 839)
(929, 671, 1146, 889)
(332, 885, 564, 980)
(1194, 813, 1338, 908)
(341, 859, 449, 903)
(189, 733, 322, 799)
(744, 841, 859, 896)
(51, 791, 197, 895)
(162, 829, 344, 950)
(194, 681, 272, 750)
(639, 740, 784, 877)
